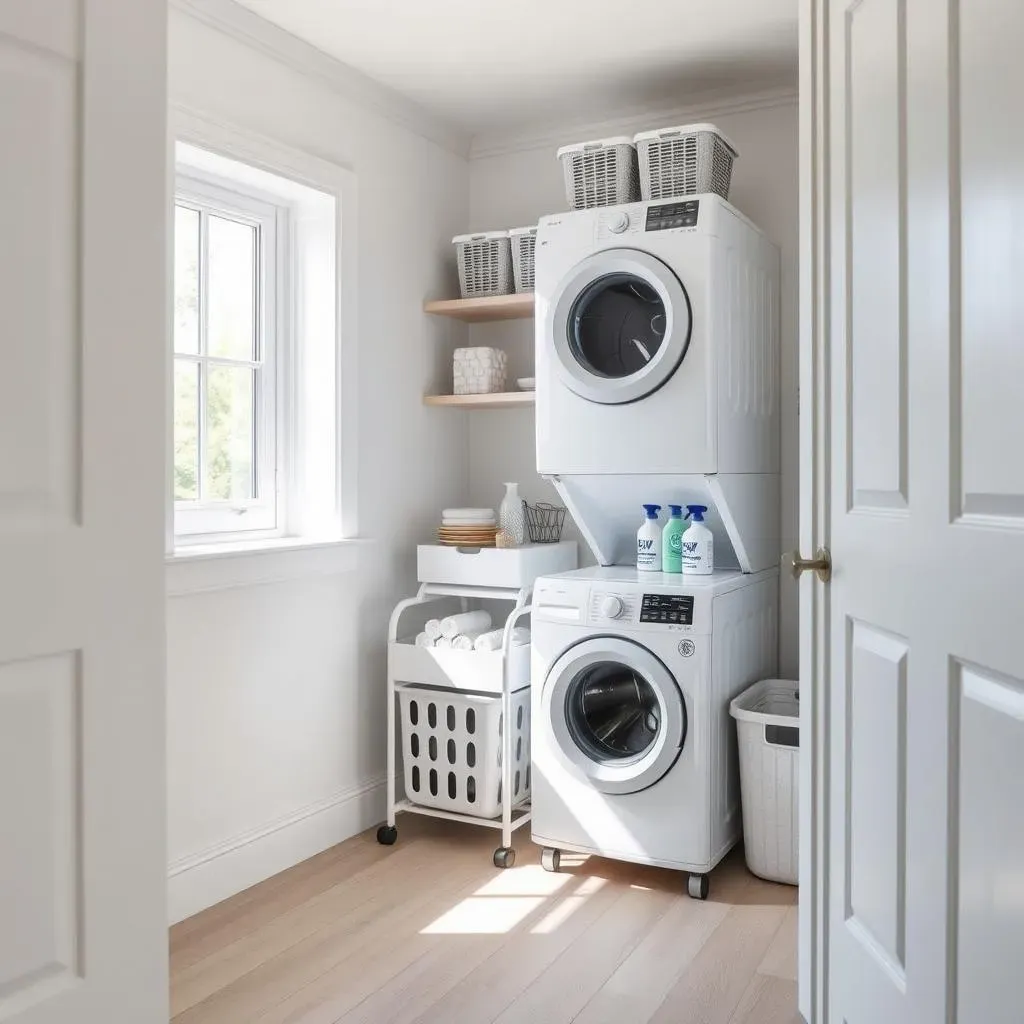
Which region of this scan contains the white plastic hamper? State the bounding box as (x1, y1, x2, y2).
(509, 226, 537, 293)
(730, 679, 799, 885)
(453, 231, 514, 298)
(557, 137, 640, 209)
(634, 123, 738, 201)
(399, 686, 530, 818)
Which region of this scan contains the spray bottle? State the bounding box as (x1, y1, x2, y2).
(681, 505, 714, 575)
(661, 505, 685, 573)
(636, 505, 662, 572)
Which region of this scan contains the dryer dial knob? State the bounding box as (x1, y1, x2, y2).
(607, 212, 629, 234)
(600, 595, 624, 619)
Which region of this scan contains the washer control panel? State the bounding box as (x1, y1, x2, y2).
(639, 592, 694, 625)
(645, 199, 700, 231)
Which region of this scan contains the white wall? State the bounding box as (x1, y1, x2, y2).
(465, 100, 800, 676)
(166, 7, 470, 922)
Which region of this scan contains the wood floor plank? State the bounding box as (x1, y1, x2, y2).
(491, 883, 671, 1024)
(572, 895, 730, 1024)
(647, 905, 787, 1024)
(407, 873, 624, 1024)
(171, 834, 382, 973)
(729, 974, 801, 1024)
(176, 841, 492, 1024)
(758, 906, 798, 981)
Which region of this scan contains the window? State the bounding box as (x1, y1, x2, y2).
(173, 173, 284, 540)
(170, 130, 351, 556)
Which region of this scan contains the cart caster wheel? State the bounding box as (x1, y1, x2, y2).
(687, 873, 710, 900)
(541, 848, 561, 873)
(376, 825, 398, 846)
(493, 847, 516, 869)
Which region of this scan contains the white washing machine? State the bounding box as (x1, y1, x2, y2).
(531, 566, 778, 898)
(535, 194, 780, 477)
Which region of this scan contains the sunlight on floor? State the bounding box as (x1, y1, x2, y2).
(420, 864, 606, 935)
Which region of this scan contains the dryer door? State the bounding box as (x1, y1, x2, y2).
(547, 248, 692, 405)
(542, 636, 687, 795)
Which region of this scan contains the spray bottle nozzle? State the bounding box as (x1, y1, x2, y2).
(685, 505, 708, 521)
(667, 505, 684, 517)
(642, 504, 662, 519)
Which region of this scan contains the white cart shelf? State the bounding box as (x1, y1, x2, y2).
(380, 580, 534, 868)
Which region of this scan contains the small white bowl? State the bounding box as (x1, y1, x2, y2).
(517, 377, 536, 391)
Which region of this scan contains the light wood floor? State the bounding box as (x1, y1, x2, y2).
(170, 816, 799, 1024)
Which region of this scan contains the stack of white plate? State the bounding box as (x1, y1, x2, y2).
(438, 507, 497, 547)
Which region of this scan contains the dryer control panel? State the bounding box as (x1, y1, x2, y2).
(645, 199, 700, 231)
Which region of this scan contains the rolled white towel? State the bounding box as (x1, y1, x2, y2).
(424, 619, 443, 640)
(414, 632, 434, 648)
(473, 627, 531, 652)
(451, 631, 486, 651)
(440, 610, 492, 640)
(434, 636, 453, 649)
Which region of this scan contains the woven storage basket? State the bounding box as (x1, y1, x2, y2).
(453, 231, 514, 298)
(399, 686, 531, 818)
(509, 226, 537, 293)
(634, 123, 738, 201)
(557, 137, 640, 210)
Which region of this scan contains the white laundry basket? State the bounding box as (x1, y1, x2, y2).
(634, 123, 738, 201)
(730, 679, 799, 885)
(399, 686, 530, 818)
(509, 226, 537, 293)
(453, 231, 514, 298)
(557, 137, 640, 209)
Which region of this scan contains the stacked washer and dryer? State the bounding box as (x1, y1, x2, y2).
(530, 191, 781, 899)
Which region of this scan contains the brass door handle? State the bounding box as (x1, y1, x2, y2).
(784, 547, 832, 583)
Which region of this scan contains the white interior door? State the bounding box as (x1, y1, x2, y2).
(802, 0, 1024, 1021)
(0, 2, 168, 1021)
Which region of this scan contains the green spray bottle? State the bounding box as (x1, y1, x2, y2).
(661, 505, 685, 573)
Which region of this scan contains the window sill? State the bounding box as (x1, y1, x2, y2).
(166, 537, 369, 596)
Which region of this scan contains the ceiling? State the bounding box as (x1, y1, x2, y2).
(233, 0, 798, 138)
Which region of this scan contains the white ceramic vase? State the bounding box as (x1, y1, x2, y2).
(499, 482, 526, 547)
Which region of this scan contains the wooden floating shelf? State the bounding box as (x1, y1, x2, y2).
(423, 392, 535, 410)
(423, 293, 534, 322)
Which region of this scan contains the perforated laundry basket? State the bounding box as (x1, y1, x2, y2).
(399, 686, 530, 818)
(557, 137, 640, 209)
(509, 226, 537, 293)
(453, 231, 514, 298)
(730, 679, 799, 885)
(634, 123, 738, 201)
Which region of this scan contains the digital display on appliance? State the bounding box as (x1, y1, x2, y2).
(645, 200, 700, 231)
(640, 593, 694, 625)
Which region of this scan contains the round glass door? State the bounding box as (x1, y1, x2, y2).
(567, 662, 662, 763)
(548, 249, 692, 405)
(569, 274, 667, 380)
(543, 637, 687, 794)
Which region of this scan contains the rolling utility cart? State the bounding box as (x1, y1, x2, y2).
(379, 542, 576, 868)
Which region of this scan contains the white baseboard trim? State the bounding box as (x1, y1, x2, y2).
(168, 776, 386, 924)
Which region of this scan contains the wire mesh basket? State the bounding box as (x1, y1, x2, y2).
(634, 123, 738, 201)
(524, 502, 567, 543)
(557, 137, 640, 210)
(453, 231, 514, 298)
(509, 226, 537, 293)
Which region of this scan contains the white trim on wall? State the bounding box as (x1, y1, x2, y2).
(470, 86, 800, 160)
(170, 0, 471, 158)
(168, 776, 386, 923)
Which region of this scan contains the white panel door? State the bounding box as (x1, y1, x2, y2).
(0, 1, 168, 1021)
(802, 0, 1024, 1020)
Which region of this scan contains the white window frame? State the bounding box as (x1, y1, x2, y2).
(173, 171, 288, 543)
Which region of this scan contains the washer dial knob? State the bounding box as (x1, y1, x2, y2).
(600, 595, 624, 619)
(607, 211, 629, 234)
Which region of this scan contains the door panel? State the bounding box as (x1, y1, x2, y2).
(812, 0, 1024, 1020)
(0, 1, 168, 1021)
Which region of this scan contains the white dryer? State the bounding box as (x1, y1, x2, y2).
(530, 566, 778, 898)
(535, 194, 780, 477)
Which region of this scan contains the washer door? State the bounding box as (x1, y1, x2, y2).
(548, 248, 692, 405)
(543, 637, 687, 795)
